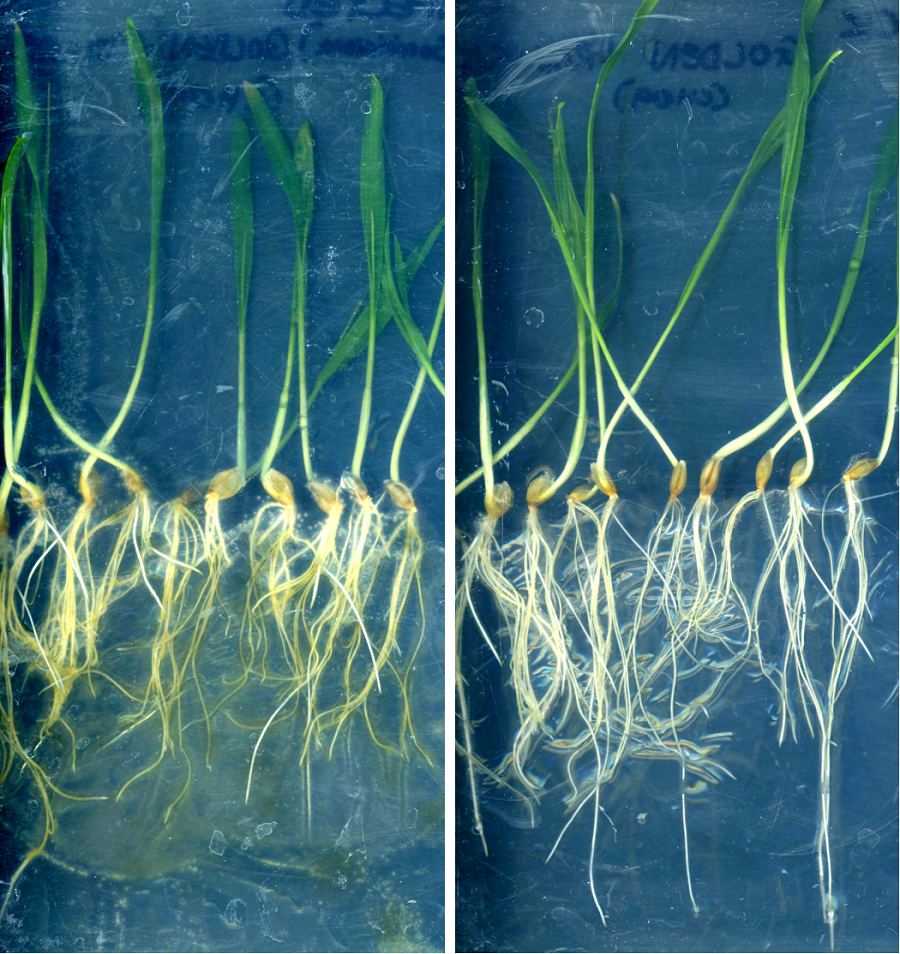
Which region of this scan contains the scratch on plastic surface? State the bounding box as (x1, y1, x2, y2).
(485, 35, 612, 102)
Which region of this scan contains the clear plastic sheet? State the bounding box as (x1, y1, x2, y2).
(455, 2, 898, 951)
(1, 3, 445, 951)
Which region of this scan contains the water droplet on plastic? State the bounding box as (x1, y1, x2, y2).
(523, 307, 544, 327)
(209, 830, 226, 855)
(122, 297, 134, 306)
(224, 898, 246, 926)
(255, 821, 277, 840)
(224, 85, 235, 95)
(436, 466, 445, 480)
(848, 259, 861, 272)
(294, 84, 315, 108)
(2, 649, 19, 675)
(527, 226, 550, 251)
(642, 305, 658, 317)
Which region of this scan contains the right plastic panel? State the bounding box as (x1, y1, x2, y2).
(454, 2, 898, 951)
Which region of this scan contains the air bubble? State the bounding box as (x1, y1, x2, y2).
(361, 101, 372, 115)
(436, 466, 445, 480)
(523, 307, 544, 327)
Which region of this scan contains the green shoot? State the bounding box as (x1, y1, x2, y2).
(351, 75, 386, 479)
(877, 330, 898, 467)
(772, 0, 836, 485)
(231, 116, 253, 480)
(771, 326, 899, 458)
(1, 137, 30, 504)
(245, 219, 444, 480)
(310, 218, 444, 403)
(454, 354, 578, 496)
(715, 113, 898, 461)
(469, 81, 495, 502)
(383, 227, 445, 396)
(390, 285, 445, 482)
(584, 0, 660, 311)
(12, 24, 42, 184)
(243, 82, 316, 481)
(13, 164, 47, 466)
(293, 121, 315, 480)
(466, 92, 677, 468)
(82, 18, 165, 482)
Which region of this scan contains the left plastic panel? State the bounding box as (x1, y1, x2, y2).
(0, 3, 445, 951)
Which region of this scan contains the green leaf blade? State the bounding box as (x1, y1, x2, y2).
(243, 81, 304, 218)
(309, 301, 390, 405)
(863, 113, 899, 221)
(231, 116, 254, 321)
(465, 95, 554, 210)
(13, 23, 42, 179)
(293, 120, 315, 253)
(584, 0, 660, 306)
(400, 217, 444, 287)
(467, 78, 491, 232)
(125, 19, 165, 249)
(551, 106, 585, 266)
(309, 218, 443, 404)
(383, 236, 445, 396)
(361, 75, 386, 300)
(2, 137, 29, 460)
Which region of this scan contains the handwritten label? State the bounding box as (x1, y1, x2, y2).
(82, 24, 443, 66)
(283, 0, 444, 21)
(613, 78, 728, 114)
(484, 3, 896, 122)
(642, 37, 797, 72)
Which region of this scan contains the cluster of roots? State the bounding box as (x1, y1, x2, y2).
(0, 468, 434, 916)
(457, 462, 883, 934)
